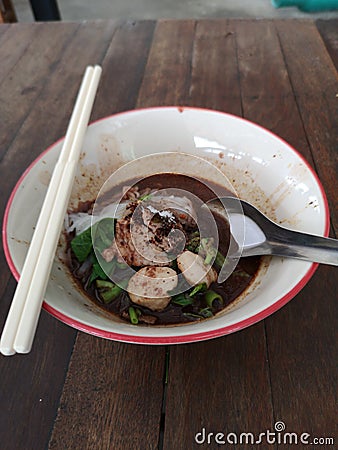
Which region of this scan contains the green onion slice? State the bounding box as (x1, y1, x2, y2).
(96, 279, 123, 303)
(205, 290, 223, 307)
(129, 307, 139, 324)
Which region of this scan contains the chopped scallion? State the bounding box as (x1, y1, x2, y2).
(204, 252, 214, 265)
(214, 251, 227, 269)
(205, 290, 223, 307)
(96, 279, 123, 303)
(129, 307, 139, 324)
(200, 238, 217, 265)
(172, 294, 194, 306)
(198, 307, 213, 318)
(183, 313, 202, 320)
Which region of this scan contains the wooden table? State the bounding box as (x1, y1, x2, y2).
(0, 19, 337, 449)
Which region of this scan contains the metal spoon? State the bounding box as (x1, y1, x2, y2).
(207, 196, 338, 266)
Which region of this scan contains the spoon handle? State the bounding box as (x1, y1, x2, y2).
(236, 198, 338, 265)
(265, 228, 338, 266)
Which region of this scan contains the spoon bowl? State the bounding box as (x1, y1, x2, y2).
(207, 197, 338, 266)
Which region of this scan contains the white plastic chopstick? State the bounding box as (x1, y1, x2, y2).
(0, 65, 102, 356)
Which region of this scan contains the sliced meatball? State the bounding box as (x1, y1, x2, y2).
(114, 217, 170, 267)
(127, 266, 178, 311)
(177, 250, 217, 287)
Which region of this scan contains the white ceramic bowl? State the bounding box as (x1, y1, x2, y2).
(3, 107, 329, 344)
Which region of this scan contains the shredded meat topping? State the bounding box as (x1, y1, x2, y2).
(101, 196, 196, 267)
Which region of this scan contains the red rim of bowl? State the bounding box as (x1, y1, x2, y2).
(2, 107, 330, 344)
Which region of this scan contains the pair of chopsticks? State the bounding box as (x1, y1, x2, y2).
(0, 65, 102, 356)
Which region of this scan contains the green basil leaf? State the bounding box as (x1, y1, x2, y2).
(172, 294, 194, 306)
(93, 218, 115, 252)
(70, 227, 93, 262)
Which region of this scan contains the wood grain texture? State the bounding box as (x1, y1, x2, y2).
(91, 20, 156, 119)
(236, 17, 337, 434)
(163, 327, 273, 449)
(263, 20, 338, 440)
(236, 21, 290, 100)
(136, 19, 196, 107)
(0, 24, 38, 86)
(0, 279, 77, 450)
(0, 21, 117, 217)
(0, 22, 79, 161)
(265, 263, 337, 438)
(188, 20, 242, 115)
(163, 19, 337, 449)
(235, 20, 312, 160)
(49, 337, 165, 450)
(234, 19, 337, 443)
(316, 19, 338, 70)
(276, 20, 338, 232)
(0, 21, 117, 450)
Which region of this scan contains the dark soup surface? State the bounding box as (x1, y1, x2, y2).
(66, 173, 261, 325)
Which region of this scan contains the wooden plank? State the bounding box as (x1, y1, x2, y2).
(91, 20, 156, 119)
(316, 19, 338, 70)
(0, 278, 77, 450)
(48, 337, 165, 450)
(237, 21, 290, 100)
(235, 20, 313, 161)
(0, 22, 80, 161)
(163, 19, 337, 449)
(0, 24, 39, 86)
(276, 20, 338, 232)
(47, 21, 165, 450)
(188, 20, 242, 115)
(276, 21, 337, 94)
(164, 327, 273, 449)
(235, 19, 337, 439)
(0, 22, 117, 450)
(265, 264, 337, 438)
(136, 19, 196, 107)
(0, 23, 78, 304)
(266, 19, 338, 439)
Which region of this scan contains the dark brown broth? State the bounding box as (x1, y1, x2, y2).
(68, 173, 261, 325)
